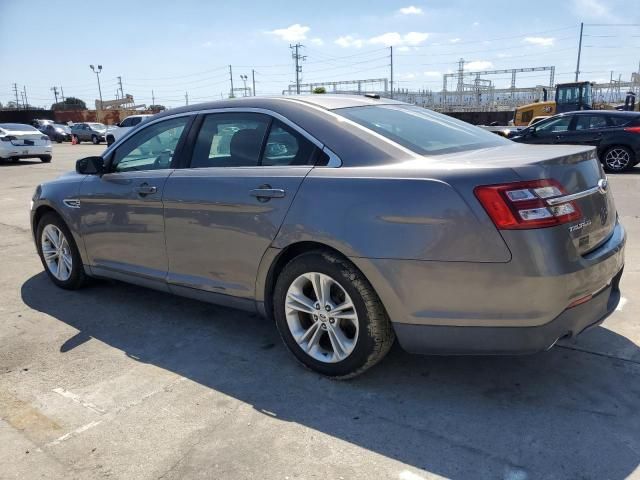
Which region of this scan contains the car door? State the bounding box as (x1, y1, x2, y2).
(162, 111, 321, 300)
(568, 114, 610, 147)
(78, 114, 193, 285)
(528, 115, 574, 144)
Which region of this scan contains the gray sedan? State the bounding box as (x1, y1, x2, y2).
(70, 122, 108, 144)
(30, 95, 625, 378)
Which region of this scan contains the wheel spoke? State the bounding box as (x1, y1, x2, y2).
(305, 323, 323, 352)
(62, 253, 73, 272)
(43, 248, 58, 261)
(56, 257, 63, 278)
(327, 326, 349, 360)
(309, 273, 324, 304)
(45, 228, 59, 248)
(286, 291, 317, 314)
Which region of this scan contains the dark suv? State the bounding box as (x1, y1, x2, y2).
(510, 111, 640, 172)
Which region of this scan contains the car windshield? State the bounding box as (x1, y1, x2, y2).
(335, 105, 510, 155)
(88, 123, 106, 130)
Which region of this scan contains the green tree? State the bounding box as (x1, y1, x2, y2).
(51, 97, 87, 110)
(312, 87, 326, 94)
(148, 104, 166, 111)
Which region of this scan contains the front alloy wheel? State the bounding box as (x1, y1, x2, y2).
(603, 146, 634, 172)
(274, 251, 394, 379)
(285, 272, 359, 363)
(91, 134, 99, 145)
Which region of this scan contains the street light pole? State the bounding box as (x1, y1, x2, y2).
(90, 64, 103, 121)
(240, 75, 248, 96)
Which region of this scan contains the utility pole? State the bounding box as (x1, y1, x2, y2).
(575, 22, 584, 82)
(389, 46, 394, 99)
(20, 91, 26, 109)
(290, 43, 306, 94)
(185, 92, 189, 106)
(152, 90, 155, 106)
(13, 83, 20, 108)
(229, 65, 234, 98)
(252, 69, 256, 96)
(23, 86, 29, 108)
(60, 86, 65, 101)
(240, 75, 248, 96)
(51, 86, 59, 104)
(117, 76, 124, 100)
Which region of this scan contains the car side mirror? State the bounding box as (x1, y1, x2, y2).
(115, 123, 120, 127)
(76, 156, 105, 175)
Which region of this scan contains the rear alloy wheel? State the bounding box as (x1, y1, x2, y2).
(274, 251, 394, 379)
(91, 134, 99, 145)
(37, 213, 87, 290)
(603, 146, 635, 172)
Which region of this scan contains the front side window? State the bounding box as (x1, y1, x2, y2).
(112, 116, 189, 172)
(190, 113, 270, 168)
(120, 118, 132, 127)
(536, 116, 572, 133)
(335, 105, 509, 155)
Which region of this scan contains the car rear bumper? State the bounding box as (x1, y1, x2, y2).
(0, 144, 52, 159)
(394, 267, 622, 354)
(350, 220, 625, 354)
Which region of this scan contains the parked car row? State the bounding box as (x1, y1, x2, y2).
(29, 116, 148, 145)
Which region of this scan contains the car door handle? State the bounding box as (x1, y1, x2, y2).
(250, 185, 285, 201)
(134, 183, 158, 196)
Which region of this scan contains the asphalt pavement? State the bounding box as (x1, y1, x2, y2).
(1, 144, 639, 480)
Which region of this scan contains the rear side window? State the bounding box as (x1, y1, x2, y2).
(262, 120, 317, 166)
(536, 116, 572, 133)
(335, 105, 509, 155)
(609, 116, 635, 127)
(575, 115, 608, 130)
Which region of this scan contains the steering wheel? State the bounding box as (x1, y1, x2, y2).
(153, 149, 173, 169)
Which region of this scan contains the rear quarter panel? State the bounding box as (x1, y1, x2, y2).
(274, 165, 513, 262)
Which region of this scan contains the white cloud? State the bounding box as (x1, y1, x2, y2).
(398, 46, 411, 52)
(336, 31, 429, 48)
(398, 5, 423, 15)
(402, 73, 417, 80)
(523, 36, 555, 47)
(424, 71, 441, 77)
(572, 0, 619, 21)
(268, 24, 309, 42)
(466, 60, 493, 70)
(449, 38, 461, 44)
(201, 41, 213, 48)
(310, 37, 324, 46)
(335, 35, 364, 48)
(472, 21, 480, 27)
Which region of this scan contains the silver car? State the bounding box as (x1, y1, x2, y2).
(30, 95, 625, 378)
(70, 122, 108, 144)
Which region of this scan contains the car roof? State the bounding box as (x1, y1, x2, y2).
(153, 94, 405, 119)
(567, 110, 640, 117)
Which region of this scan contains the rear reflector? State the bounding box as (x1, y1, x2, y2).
(567, 294, 593, 309)
(474, 179, 581, 229)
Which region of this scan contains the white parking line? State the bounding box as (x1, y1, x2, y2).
(46, 420, 102, 447)
(53, 388, 106, 415)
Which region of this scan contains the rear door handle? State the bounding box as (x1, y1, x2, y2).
(134, 183, 158, 196)
(250, 184, 286, 202)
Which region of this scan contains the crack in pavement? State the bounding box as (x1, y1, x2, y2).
(557, 344, 640, 366)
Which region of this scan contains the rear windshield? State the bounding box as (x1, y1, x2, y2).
(0, 123, 39, 132)
(335, 105, 509, 155)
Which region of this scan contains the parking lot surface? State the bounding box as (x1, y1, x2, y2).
(1, 144, 640, 480)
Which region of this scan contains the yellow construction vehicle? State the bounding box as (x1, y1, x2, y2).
(514, 82, 638, 126)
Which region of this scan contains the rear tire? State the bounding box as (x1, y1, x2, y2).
(273, 250, 394, 379)
(10, 157, 20, 163)
(602, 145, 635, 172)
(91, 135, 99, 145)
(36, 212, 87, 290)
(107, 135, 115, 146)
(40, 155, 52, 163)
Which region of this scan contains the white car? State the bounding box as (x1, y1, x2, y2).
(106, 114, 153, 145)
(0, 123, 52, 163)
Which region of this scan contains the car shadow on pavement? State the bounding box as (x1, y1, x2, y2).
(0, 160, 43, 167)
(21, 273, 640, 480)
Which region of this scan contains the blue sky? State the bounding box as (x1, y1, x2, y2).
(1, 0, 638, 108)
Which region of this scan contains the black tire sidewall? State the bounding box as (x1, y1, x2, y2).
(274, 253, 380, 377)
(92, 135, 99, 144)
(36, 212, 85, 289)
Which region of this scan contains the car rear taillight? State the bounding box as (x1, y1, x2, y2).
(474, 179, 581, 229)
(623, 126, 640, 134)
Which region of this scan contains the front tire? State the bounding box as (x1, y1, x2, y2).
(602, 145, 635, 172)
(36, 212, 87, 290)
(91, 134, 99, 145)
(40, 155, 52, 163)
(273, 250, 394, 379)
